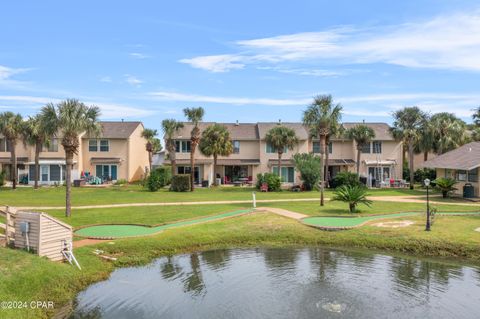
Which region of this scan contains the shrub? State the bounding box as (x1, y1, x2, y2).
(434, 177, 457, 198)
(0, 170, 5, 186)
(170, 174, 191, 192)
(256, 173, 281, 192)
(330, 171, 360, 188)
(114, 179, 128, 186)
(292, 153, 321, 190)
(156, 166, 172, 187)
(146, 170, 163, 192)
(414, 168, 436, 183)
(332, 185, 372, 213)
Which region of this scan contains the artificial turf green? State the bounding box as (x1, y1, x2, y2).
(75, 209, 253, 238)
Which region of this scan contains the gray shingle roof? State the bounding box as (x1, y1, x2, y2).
(174, 122, 259, 140)
(421, 142, 480, 170)
(341, 123, 394, 141)
(257, 122, 309, 140)
(84, 121, 142, 139)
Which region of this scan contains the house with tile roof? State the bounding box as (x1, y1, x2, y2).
(421, 142, 480, 197)
(165, 121, 403, 186)
(0, 121, 149, 184)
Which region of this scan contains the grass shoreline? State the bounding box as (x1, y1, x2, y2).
(2, 212, 480, 318)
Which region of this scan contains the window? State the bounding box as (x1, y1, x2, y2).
(0, 138, 11, 152)
(100, 140, 109, 152)
(43, 139, 58, 152)
(175, 140, 191, 153)
(233, 140, 240, 154)
(95, 164, 118, 180)
(468, 169, 478, 182)
(89, 139, 98, 152)
(372, 141, 382, 154)
(266, 143, 287, 154)
(313, 141, 332, 154)
(360, 143, 371, 153)
(456, 170, 467, 181)
(272, 166, 295, 183)
(41, 165, 49, 182)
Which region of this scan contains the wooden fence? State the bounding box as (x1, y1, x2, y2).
(0, 206, 16, 247)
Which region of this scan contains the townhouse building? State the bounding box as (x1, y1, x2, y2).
(166, 121, 403, 186)
(0, 121, 149, 184)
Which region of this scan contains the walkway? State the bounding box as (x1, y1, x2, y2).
(14, 195, 480, 211)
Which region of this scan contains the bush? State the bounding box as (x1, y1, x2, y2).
(330, 171, 360, 188)
(146, 170, 163, 192)
(414, 168, 436, 183)
(434, 177, 457, 198)
(332, 184, 372, 213)
(170, 174, 191, 192)
(256, 173, 281, 192)
(0, 170, 5, 186)
(156, 166, 172, 187)
(292, 153, 321, 190)
(114, 179, 128, 186)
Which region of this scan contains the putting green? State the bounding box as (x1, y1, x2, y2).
(302, 211, 480, 229)
(75, 209, 253, 238)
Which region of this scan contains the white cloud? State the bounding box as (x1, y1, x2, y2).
(0, 95, 154, 119)
(180, 10, 480, 72)
(100, 76, 112, 83)
(124, 74, 143, 87)
(129, 52, 150, 59)
(0, 65, 30, 81)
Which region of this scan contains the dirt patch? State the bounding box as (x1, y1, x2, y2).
(372, 220, 415, 228)
(73, 239, 112, 248)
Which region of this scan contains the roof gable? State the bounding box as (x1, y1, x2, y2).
(84, 121, 142, 139)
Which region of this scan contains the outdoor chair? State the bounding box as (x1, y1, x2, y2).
(260, 182, 269, 192)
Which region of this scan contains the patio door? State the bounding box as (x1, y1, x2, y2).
(368, 166, 390, 182)
(224, 165, 248, 183)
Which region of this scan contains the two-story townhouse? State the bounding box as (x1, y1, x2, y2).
(0, 121, 149, 185)
(165, 121, 403, 186)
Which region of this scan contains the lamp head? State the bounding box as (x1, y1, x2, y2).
(424, 178, 431, 187)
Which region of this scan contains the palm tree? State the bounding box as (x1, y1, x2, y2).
(415, 117, 434, 161)
(391, 106, 427, 190)
(141, 128, 160, 174)
(199, 124, 233, 186)
(346, 124, 376, 175)
(183, 107, 205, 191)
(332, 185, 372, 213)
(430, 113, 468, 155)
(473, 106, 480, 127)
(434, 177, 457, 198)
(41, 99, 101, 217)
(0, 112, 23, 189)
(265, 125, 299, 181)
(162, 119, 184, 177)
(21, 114, 56, 189)
(302, 95, 342, 205)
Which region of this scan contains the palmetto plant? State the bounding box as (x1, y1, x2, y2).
(303, 95, 342, 206)
(332, 185, 372, 213)
(199, 124, 233, 186)
(41, 99, 101, 217)
(434, 177, 457, 198)
(141, 128, 160, 174)
(22, 114, 56, 189)
(0, 112, 23, 189)
(162, 119, 184, 177)
(183, 107, 205, 191)
(391, 106, 427, 189)
(346, 125, 376, 176)
(265, 125, 298, 181)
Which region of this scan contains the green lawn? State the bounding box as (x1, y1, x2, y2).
(2, 212, 480, 318)
(0, 184, 431, 207)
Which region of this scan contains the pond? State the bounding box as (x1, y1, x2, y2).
(69, 248, 480, 318)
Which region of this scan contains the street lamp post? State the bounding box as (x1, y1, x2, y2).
(424, 178, 431, 231)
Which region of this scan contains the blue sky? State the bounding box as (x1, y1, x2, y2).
(1, 0, 480, 132)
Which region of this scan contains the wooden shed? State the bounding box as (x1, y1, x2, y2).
(14, 211, 73, 261)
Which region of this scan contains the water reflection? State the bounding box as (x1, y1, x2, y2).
(70, 248, 480, 319)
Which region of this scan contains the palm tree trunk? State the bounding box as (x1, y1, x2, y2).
(408, 142, 415, 190)
(65, 152, 73, 217)
(356, 147, 361, 175)
(324, 136, 330, 188)
(148, 150, 152, 174)
(213, 154, 218, 186)
(319, 134, 326, 206)
(10, 140, 17, 190)
(190, 142, 196, 191)
(423, 151, 428, 162)
(168, 140, 176, 177)
(34, 141, 41, 189)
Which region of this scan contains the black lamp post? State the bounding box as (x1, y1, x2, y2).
(424, 178, 431, 231)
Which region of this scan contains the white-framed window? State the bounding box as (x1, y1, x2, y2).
(313, 141, 332, 154)
(456, 170, 467, 181)
(266, 143, 287, 154)
(372, 141, 382, 154)
(468, 169, 478, 182)
(360, 143, 371, 153)
(272, 166, 295, 183)
(43, 138, 59, 152)
(41, 165, 49, 182)
(175, 140, 191, 153)
(233, 140, 240, 154)
(89, 139, 109, 152)
(0, 138, 11, 152)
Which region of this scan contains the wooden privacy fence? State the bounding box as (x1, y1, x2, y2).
(0, 206, 17, 247)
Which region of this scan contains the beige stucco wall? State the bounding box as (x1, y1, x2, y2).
(127, 123, 149, 181)
(81, 138, 128, 180)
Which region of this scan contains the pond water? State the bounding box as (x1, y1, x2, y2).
(69, 248, 480, 319)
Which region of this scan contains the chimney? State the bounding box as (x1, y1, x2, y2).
(235, 120, 239, 126)
(121, 119, 124, 122)
(362, 119, 365, 123)
(278, 119, 282, 125)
